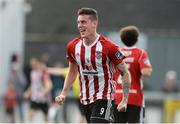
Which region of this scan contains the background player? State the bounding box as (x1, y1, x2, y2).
(114, 25, 152, 123)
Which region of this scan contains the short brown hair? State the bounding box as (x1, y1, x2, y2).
(120, 25, 139, 47)
(78, 7, 98, 21)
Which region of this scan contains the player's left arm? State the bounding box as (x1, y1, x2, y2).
(141, 67, 152, 77)
(108, 43, 130, 111)
(140, 50, 152, 77)
(117, 60, 131, 103)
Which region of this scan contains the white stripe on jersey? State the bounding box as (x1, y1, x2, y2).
(95, 41, 104, 100)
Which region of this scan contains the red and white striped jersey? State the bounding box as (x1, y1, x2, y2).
(66, 34, 125, 105)
(30, 70, 50, 103)
(114, 46, 152, 107)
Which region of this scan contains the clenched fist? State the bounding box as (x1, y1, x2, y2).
(117, 99, 127, 112)
(55, 94, 65, 105)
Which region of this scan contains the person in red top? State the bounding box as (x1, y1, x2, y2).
(55, 8, 131, 123)
(4, 81, 18, 123)
(114, 26, 152, 123)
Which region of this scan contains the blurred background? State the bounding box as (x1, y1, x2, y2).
(0, 0, 180, 123)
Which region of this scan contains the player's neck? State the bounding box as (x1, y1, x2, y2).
(83, 33, 98, 46)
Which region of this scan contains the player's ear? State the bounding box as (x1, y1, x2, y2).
(92, 20, 98, 27)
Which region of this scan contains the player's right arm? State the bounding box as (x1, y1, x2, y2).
(55, 62, 78, 105)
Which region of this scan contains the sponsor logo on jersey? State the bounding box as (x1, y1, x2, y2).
(82, 71, 98, 75)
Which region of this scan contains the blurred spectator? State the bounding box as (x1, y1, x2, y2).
(163, 70, 180, 123)
(3, 81, 18, 123)
(50, 62, 65, 101)
(48, 62, 65, 122)
(48, 67, 86, 123)
(41, 53, 50, 66)
(9, 53, 26, 122)
(23, 59, 33, 91)
(24, 57, 52, 122)
(162, 70, 179, 93)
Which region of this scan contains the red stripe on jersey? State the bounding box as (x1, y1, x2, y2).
(102, 46, 109, 100)
(93, 76, 99, 101)
(84, 75, 90, 104)
(80, 45, 85, 69)
(91, 44, 99, 101)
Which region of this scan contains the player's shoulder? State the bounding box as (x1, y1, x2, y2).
(123, 47, 146, 53)
(99, 35, 118, 47)
(67, 36, 81, 47)
(138, 48, 148, 55)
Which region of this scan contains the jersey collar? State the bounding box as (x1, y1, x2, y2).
(82, 34, 100, 48)
(124, 45, 137, 49)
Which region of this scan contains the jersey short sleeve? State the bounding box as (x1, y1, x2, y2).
(66, 41, 76, 63)
(139, 50, 152, 69)
(108, 43, 125, 65)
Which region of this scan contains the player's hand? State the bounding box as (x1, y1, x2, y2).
(55, 94, 65, 105)
(117, 99, 127, 112)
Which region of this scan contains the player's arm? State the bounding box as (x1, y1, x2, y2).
(55, 62, 78, 105)
(141, 67, 152, 77)
(140, 50, 152, 77)
(47, 67, 65, 76)
(61, 62, 78, 96)
(116, 60, 131, 111)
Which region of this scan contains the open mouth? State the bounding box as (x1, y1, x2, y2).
(79, 28, 86, 34)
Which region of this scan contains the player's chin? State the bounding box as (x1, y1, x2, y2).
(80, 32, 87, 37)
(80, 34, 86, 38)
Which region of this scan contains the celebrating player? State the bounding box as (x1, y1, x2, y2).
(55, 8, 131, 123)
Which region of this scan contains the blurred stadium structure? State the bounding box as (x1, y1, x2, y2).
(1, 0, 180, 123)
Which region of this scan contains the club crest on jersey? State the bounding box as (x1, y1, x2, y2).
(115, 51, 123, 59)
(96, 51, 102, 59)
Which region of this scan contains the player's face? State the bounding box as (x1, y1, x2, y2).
(77, 15, 97, 38)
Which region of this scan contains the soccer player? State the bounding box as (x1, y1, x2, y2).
(114, 26, 152, 123)
(24, 57, 52, 122)
(55, 8, 131, 123)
